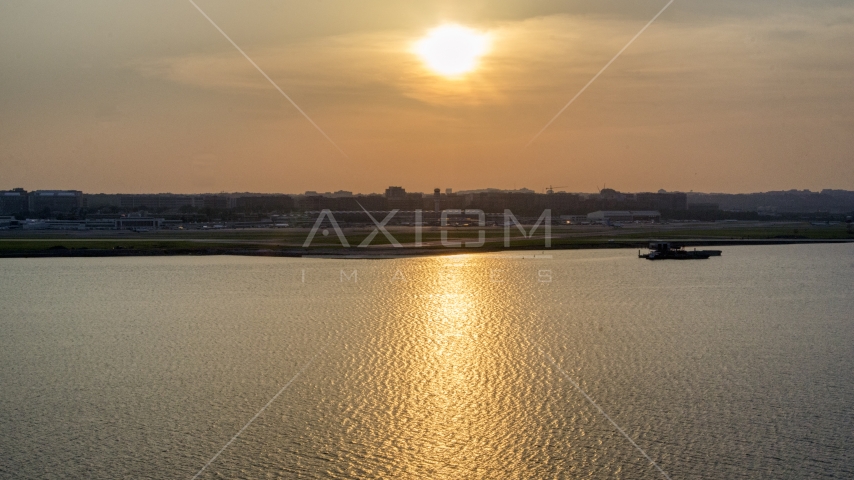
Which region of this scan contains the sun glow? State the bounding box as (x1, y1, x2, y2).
(413, 24, 491, 78)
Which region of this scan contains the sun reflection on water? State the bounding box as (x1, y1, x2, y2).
(353, 256, 536, 478)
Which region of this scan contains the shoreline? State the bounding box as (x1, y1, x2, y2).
(1, 238, 851, 259)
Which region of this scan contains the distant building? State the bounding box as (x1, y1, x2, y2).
(385, 186, 406, 198)
(688, 190, 854, 214)
(21, 219, 118, 230)
(560, 215, 589, 224)
(84, 194, 122, 209)
(116, 216, 164, 229)
(202, 195, 229, 210)
(346, 194, 387, 211)
(234, 195, 294, 213)
(0, 188, 28, 215)
(0, 216, 19, 228)
(28, 190, 83, 214)
(118, 194, 200, 210)
(383, 186, 422, 210)
(688, 202, 720, 211)
(587, 210, 660, 223)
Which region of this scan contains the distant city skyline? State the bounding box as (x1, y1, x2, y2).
(2, 1, 852, 194)
(3, 185, 853, 197)
(4, 185, 852, 229)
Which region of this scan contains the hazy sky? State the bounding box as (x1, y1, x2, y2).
(1, 0, 852, 194)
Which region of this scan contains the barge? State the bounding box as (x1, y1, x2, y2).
(639, 242, 722, 260)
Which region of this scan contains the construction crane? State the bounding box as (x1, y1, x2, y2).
(545, 185, 567, 195)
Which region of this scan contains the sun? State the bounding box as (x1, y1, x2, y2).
(413, 24, 491, 78)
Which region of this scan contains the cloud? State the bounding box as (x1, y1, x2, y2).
(129, 6, 852, 112)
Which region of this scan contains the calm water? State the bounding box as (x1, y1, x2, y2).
(1, 244, 853, 479)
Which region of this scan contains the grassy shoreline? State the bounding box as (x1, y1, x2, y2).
(1, 222, 851, 258)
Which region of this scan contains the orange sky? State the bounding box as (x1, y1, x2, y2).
(1, 0, 852, 194)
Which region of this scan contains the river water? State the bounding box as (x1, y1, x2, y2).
(1, 244, 852, 479)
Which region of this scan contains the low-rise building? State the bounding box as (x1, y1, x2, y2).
(560, 215, 589, 224)
(0, 188, 28, 215)
(234, 195, 294, 212)
(0, 216, 20, 228)
(688, 202, 720, 211)
(119, 194, 201, 210)
(587, 210, 661, 223)
(84, 194, 122, 209)
(116, 217, 164, 230)
(28, 190, 83, 214)
(20, 219, 124, 230)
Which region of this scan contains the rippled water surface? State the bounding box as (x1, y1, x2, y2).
(1, 244, 853, 479)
